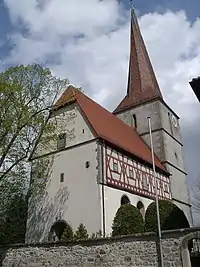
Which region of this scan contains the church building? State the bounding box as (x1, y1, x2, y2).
(26, 9, 192, 243)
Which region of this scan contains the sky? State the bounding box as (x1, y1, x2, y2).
(0, 0, 200, 220)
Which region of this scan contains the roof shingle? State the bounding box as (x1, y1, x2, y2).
(114, 9, 163, 114)
(55, 86, 168, 174)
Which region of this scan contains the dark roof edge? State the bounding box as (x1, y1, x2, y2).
(113, 97, 180, 119)
(100, 138, 170, 177)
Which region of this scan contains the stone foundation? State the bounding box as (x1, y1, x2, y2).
(0, 228, 200, 267)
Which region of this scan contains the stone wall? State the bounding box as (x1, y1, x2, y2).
(1, 228, 199, 267)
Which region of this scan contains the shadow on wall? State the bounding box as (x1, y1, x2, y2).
(26, 185, 70, 243)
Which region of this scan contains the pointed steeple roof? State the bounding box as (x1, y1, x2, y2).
(114, 9, 163, 113)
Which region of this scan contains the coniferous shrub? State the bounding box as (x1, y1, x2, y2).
(74, 223, 88, 240)
(145, 200, 190, 232)
(61, 223, 73, 241)
(112, 204, 145, 237)
(89, 230, 102, 240)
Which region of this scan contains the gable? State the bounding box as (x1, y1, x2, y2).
(32, 102, 95, 159)
(50, 86, 168, 174)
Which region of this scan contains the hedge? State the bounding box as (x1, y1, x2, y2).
(61, 222, 73, 241)
(112, 204, 144, 236)
(145, 200, 190, 232)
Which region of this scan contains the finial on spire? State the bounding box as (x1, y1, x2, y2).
(130, 0, 135, 10)
(130, 1, 137, 22)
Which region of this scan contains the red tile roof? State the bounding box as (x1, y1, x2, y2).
(54, 86, 168, 174)
(114, 9, 163, 114)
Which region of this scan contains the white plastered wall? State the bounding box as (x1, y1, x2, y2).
(103, 185, 153, 235)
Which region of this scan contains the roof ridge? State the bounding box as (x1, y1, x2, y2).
(74, 89, 168, 174)
(53, 86, 168, 174)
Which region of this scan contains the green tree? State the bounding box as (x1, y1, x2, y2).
(0, 193, 27, 245)
(145, 200, 190, 232)
(61, 223, 74, 241)
(74, 223, 88, 240)
(112, 204, 144, 237)
(0, 64, 70, 243)
(0, 64, 69, 186)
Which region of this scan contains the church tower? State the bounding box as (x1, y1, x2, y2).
(113, 9, 193, 224)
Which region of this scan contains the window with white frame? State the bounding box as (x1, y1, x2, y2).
(129, 168, 134, 178)
(142, 174, 148, 190)
(57, 133, 66, 150)
(164, 184, 169, 193)
(113, 161, 118, 172)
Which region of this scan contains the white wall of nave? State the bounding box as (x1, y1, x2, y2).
(33, 103, 95, 158)
(26, 141, 102, 243)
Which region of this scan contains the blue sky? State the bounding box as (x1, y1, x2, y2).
(0, 1, 10, 57)
(0, 0, 199, 61)
(124, 0, 200, 21)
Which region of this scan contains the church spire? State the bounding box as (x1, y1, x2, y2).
(114, 9, 163, 113)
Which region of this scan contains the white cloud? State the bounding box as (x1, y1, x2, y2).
(4, 1, 200, 113)
(3, 0, 200, 220)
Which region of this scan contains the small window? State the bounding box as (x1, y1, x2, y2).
(129, 169, 133, 178)
(164, 184, 169, 193)
(168, 112, 173, 134)
(174, 152, 178, 162)
(82, 129, 84, 133)
(129, 168, 135, 178)
(132, 114, 137, 128)
(57, 133, 66, 150)
(113, 162, 118, 172)
(121, 195, 130, 205)
(85, 161, 90, 168)
(142, 174, 148, 190)
(60, 173, 64, 183)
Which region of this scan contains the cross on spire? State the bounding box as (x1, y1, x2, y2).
(113, 8, 163, 113)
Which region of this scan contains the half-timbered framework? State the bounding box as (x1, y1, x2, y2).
(105, 145, 171, 201)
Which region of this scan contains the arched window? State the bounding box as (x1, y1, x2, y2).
(121, 195, 130, 205)
(48, 220, 68, 241)
(137, 201, 145, 218)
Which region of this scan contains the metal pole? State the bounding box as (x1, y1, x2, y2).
(147, 117, 164, 267)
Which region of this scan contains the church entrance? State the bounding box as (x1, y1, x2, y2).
(48, 220, 67, 241)
(189, 239, 200, 267)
